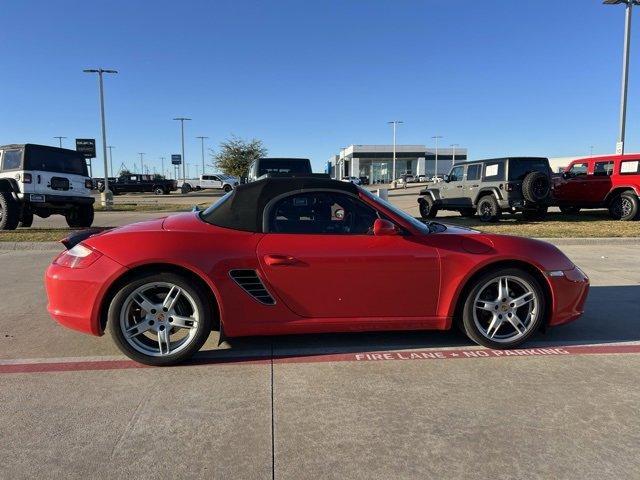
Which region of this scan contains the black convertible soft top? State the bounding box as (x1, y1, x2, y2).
(200, 176, 359, 232)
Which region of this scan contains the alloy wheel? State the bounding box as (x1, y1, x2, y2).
(119, 282, 200, 357)
(473, 275, 539, 343)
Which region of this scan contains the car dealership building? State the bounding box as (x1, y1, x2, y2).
(327, 144, 468, 183)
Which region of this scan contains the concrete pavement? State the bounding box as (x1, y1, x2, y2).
(0, 244, 639, 479)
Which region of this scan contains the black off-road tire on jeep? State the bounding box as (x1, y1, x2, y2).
(0, 192, 20, 230)
(65, 204, 95, 228)
(419, 197, 438, 219)
(460, 208, 476, 218)
(522, 205, 548, 220)
(18, 210, 34, 228)
(560, 206, 580, 215)
(477, 195, 501, 222)
(522, 171, 551, 203)
(609, 192, 639, 221)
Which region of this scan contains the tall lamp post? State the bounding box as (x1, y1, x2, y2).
(196, 136, 209, 176)
(450, 144, 459, 165)
(173, 117, 191, 187)
(83, 68, 117, 208)
(604, 0, 640, 155)
(160, 157, 166, 178)
(431, 135, 443, 179)
(387, 121, 403, 182)
(54, 136, 66, 148)
(107, 146, 115, 177)
(138, 153, 145, 174)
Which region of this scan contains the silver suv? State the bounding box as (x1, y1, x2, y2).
(0, 144, 95, 230)
(418, 157, 552, 222)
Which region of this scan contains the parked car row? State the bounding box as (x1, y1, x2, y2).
(98, 174, 178, 196)
(418, 154, 640, 222)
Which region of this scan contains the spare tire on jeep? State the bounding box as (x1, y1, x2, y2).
(522, 171, 551, 203)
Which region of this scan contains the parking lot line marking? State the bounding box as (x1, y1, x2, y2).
(1, 343, 640, 374)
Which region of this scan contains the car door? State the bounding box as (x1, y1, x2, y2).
(441, 165, 465, 206)
(463, 163, 481, 208)
(256, 190, 440, 319)
(584, 160, 614, 204)
(555, 162, 588, 203)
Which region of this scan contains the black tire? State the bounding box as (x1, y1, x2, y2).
(65, 204, 95, 228)
(0, 192, 20, 230)
(153, 186, 164, 195)
(559, 206, 580, 215)
(181, 184, 192, 194)
(461, 267, 546, 349)
(522, 205, 548, 220)
(18, 210, 34, 228)
(418, 197, 438, 219)
(609, 192, 639, 221)
(108, 272, 213, 366)
(223, 184, 233, 193)
(522, 171, 551, 203)
(460, 208, 476, 218)
(476, 195, 501, 222)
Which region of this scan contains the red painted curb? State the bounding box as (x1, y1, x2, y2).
(1, 343, 639, 374)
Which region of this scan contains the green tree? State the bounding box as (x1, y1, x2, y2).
(214, 136, 267, 178)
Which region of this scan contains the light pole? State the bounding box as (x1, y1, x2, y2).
(138, 153, 145, 174)
(160, 157, 166, 178)
(432, 135, 443, 179)
(387, 121, 403, 182)
(604, 0, 640, 154)
(83, 68, 117, 208)
(590, 145, 595, 157)
(54, 136, 66, 148)
(450, 144, 459, 165)
(107, 146, 115, 177)
(173, 117, 191, 186)
(196, 136, 209, 176)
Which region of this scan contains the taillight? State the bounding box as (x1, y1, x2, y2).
(23, 173, 32, 184)
(54, 244, 102, 269)
(85, 179, 93, 189)
(505, 182, 515, 192)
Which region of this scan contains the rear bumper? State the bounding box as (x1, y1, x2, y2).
(45, 253, 126, 336)
(547, 267, 590, 326)
(25, 194, 95, 207)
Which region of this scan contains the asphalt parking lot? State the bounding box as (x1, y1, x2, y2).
(1, 241, 639, 479)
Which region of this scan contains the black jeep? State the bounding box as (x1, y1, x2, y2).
(418, 157, 552, 222)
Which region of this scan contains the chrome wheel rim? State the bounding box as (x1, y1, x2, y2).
(473, 275, 539, 343)
(120, 282, 200, 357)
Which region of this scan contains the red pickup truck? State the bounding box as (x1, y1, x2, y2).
(552, 154, 640, 221)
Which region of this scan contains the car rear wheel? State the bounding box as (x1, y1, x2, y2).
(560, 206, 580, 215)
(609, 192, 639, 221)
(477, 196, 501, 222)
(0, 192, 19, 230)
(181, 184, 192, 194)
(223, 184, 233, 193)
(153, 187, 164, 195)
(461, 268, 545, 349)
(65, 205, 94, 228)
(419, 197, 438, 219)
(108, 272, 213, 366)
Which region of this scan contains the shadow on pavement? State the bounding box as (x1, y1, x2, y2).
(195, 285, 640, 364)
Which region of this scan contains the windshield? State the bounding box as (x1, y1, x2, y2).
(359, 188, 431, 234)
(508, 158, 549, 181)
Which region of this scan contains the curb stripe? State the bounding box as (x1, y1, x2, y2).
(1, 343, 639, 374)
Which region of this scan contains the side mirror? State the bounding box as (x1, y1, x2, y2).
(562, 172, 571, 180)
(443, 175, 450, 183)
(373, 218, 399, 236)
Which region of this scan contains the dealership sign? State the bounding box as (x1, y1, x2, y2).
(75, 138, 96, 159)
(171, 154, 182, 165)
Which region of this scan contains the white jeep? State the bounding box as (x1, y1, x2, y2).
(0, 144, 95, 230)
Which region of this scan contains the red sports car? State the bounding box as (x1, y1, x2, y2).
(45, 176, 589, 365)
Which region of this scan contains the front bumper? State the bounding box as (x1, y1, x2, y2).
(45, 253, 126, 336)
(547, 267, 590, 326)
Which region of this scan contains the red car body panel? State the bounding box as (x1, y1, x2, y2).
(553, 153, 640, 206)
(46, 202, 589, 339)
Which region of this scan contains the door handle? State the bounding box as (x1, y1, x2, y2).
(264, 254, 299, 266)
(471, 184, 479, 188)
(456, 185, 464, 189)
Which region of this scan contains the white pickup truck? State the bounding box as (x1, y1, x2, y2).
(177, 174, 239, 193)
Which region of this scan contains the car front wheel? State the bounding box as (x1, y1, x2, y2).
(418, 197, 438, 219)
(65, 205, 94, 228)
(461, 268, 545, 349)
(108, 272, 213, 366)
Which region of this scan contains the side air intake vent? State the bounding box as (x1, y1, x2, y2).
(229, 270, 276, 305)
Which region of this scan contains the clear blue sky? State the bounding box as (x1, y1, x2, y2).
(1, 0, 638, 176)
